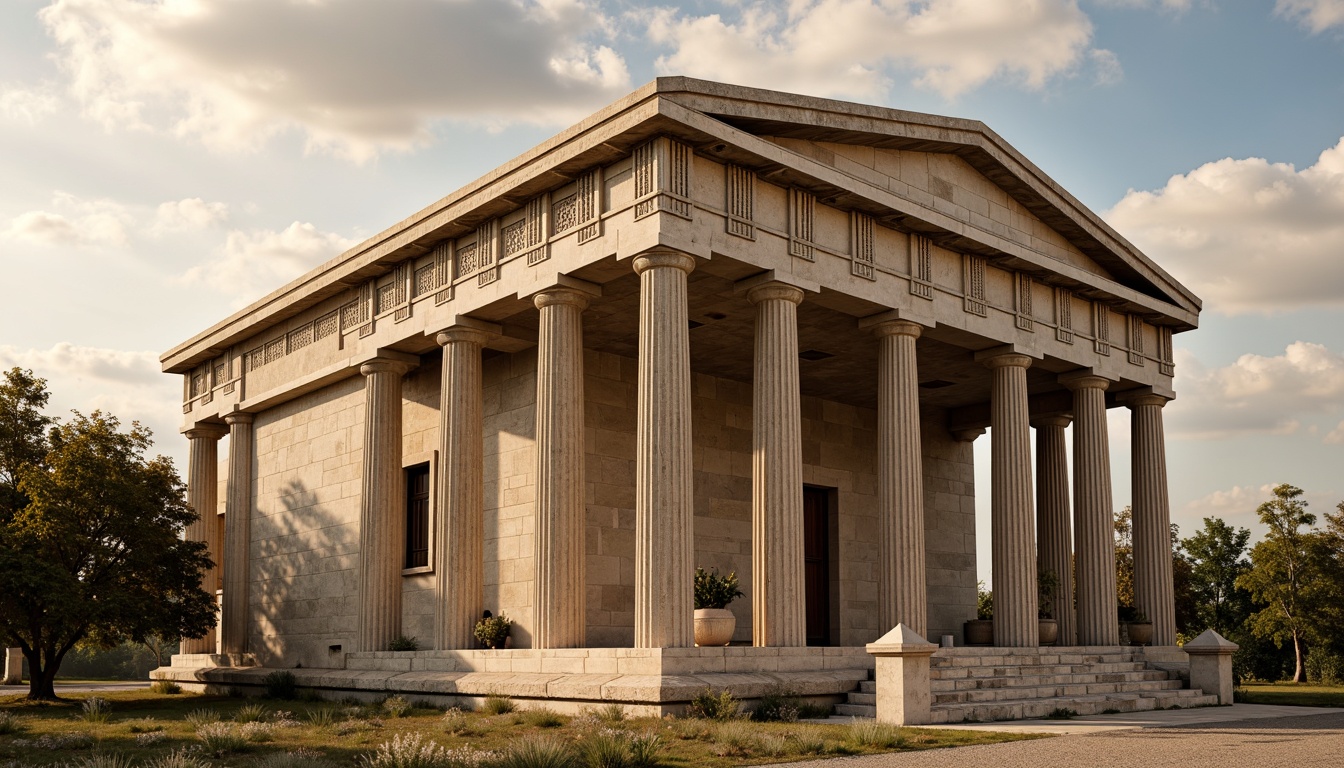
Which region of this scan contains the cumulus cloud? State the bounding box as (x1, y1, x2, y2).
(0, 83, 60, 123)
(38, 0, 632, 162)
(2, 192, 131, 247)
(1095, 0, 1198, 11)
(1167, 342, 1344, 440)
(180, 222, 357, 304)
(1276, 0, 1344, 33)
(152, 197, 228, 234)
(1106, 137, 1344, 315)
(646, 0, 1104, 101)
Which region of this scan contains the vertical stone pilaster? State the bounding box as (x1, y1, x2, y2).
(1064, 372, 1119, 646)
(874, 320, 926, 637)
(1129, 392, 1176, 645)
(748, 281, 806, 647)
(980, 350, 1038, 647)
(633, 250, 696, 648)
(533, 287, 591, 649)
(358, 357, 414, 653)
(434, 328, 488, 650)
(1033, 416, 1075, 646)
(182, 424, 227, 655)
(221, 412, 255, 657)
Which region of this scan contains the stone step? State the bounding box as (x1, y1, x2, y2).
(932, 679, 1184, 705)
(835, 702, 876, 718)
(859, 680, 875, 694)
(930, 670, 1173, 691)
(932, 662, 1149, 678)
(848, 692, 876, 705)
(931, 690, 1219, 724)
(931, 654, 1142, 669)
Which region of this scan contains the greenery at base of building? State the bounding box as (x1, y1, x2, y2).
(692, 568, 743, 610)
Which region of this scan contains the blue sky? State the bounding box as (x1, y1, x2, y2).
(2, 0, 1343, 581)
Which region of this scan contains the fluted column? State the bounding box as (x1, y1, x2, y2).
(182, 424, 227, 655)
(1064, 372, 1118, 646)
(748, 282, 806, 647)
(221, 412, 254, 657)
(874, 320, 926, 637)
(633, 250, 696, 648)
(1129, 393, 1176, 645)
(981, 351, 1037, 647)
(434, 327, 488, 649)
(534, 287, 590, 649)
(1033, 416, 1075, 646)
(358, 357, 414, 653)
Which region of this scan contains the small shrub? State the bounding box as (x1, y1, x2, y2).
(665, 718, 711, 741)
(65, 753, 136, 768)
(523, 708, 565, 728)
(150, 678, 182, 695)
(80, 697, 112, 724)
(848, 720, 903, 748)
(593, 703, 626, 723)
(304, 707, 340, 729)
(796, 701, 833, 720)
(442, 707, 472, 736)
(1305, 647, 1344, 685)
(684, 688, 740, 721)
(135, 732, 168, 747)
(388, 635, 420, 652)
(358, 733, 447, 768)
(786, 728, 827, 755)
(383, 696, 413, 719)
(265, 670, 299, 700)
(240, 721, 276, 743)
(757, 734, 790, 758)
(184, 709, 220, 728)
(693, 567, 744, 609)
(578, 730, 629, 768)
(752, 687, 800, 722)
(197, 722, 248, 754)
(482, 694, 516, 715)
(336, 719, 375, 737)
(145, 749, 211, 768)
(627, 732, 663, 768)
(711, 720, 758, 757)
(0, 712, 24, 735)
(234, 702, 268, 723)
(1045, 707, 1078, 720)
(474, 614, 513, 650)
(126, 717, 164, 733)
(502, 736, 574, 768)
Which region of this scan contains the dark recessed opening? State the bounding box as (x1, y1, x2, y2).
(919, 379, 956, 389)
(688, 320, 705, 329)
(799, 349, 835, 361)
(705, 312, 728, 321)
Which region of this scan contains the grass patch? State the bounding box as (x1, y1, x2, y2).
(0, 689, 1041, 767)
(1235, 682, 1344, 708)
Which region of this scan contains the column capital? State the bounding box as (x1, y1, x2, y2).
(745, 281, 804, 306)
(859, 309, 932, 335)
(1117, 388, 1172, 408)
(977, 351, 1033, 370)
(436, 326, 490, 347)
(1059, 369, 1114, 392)
(868, 319, 923, 340)
(359, 351, 418, 378)
(951, 427, 985, 443)
(632, 248, 695, 276)
(1030, 415, 1072, 429)
(184, 423, 228, 441)
(533, 285, 594, 311)
(223, 411, 254, 427)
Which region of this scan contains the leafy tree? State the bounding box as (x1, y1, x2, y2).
(0, 369, 215, 700)
(1315, 504, 1344, 657)
(1237, 484, 1328, 683)
(0, 367, 54, 515)
(1114, 506, 1134, 609)
(1182, 517, 1253, 635)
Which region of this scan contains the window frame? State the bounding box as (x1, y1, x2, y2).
(401, 450, 437, 576)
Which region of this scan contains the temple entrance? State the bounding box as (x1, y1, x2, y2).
(803, 486, 832, 646)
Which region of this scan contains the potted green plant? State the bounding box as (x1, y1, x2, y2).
(694, 567, 743, 646)
(1126, 610, 1153, 646)
(1038, 569, 1059, 646)
(474, 611, 512, 649)
(964, 581, 993, 646)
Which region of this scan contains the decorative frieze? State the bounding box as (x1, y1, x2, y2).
(1158, 326, 1174, 375)
(1015, 273, 1034, 332)
(726, 164, 755, 239)
(634, 138, 692, 220)
(432, 241, 454, 304)
(1128, 315, 1145, 366)
(477, 221, 499, 286)
(963, 254, 987, 316)
(788, 189, 815, 261)
(1093, 303, 1111, 356)
(287, 325, 313, 353)
(909, 234, 933, 300)
(1055, 287, 1074, 344)
(850, 212, 876, 280)
(315, 311, 339, 341)
(576, 168, 602, 244)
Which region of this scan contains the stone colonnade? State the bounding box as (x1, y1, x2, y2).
(181, 246, 1177, 653)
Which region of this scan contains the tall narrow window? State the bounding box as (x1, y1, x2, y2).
(405, 463, 430, 569)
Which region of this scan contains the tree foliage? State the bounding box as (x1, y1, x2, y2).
(0, 368, 215, 700)
(1182, 517, 1253, 635)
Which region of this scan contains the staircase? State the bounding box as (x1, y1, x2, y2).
(835, 646, 1219, 723)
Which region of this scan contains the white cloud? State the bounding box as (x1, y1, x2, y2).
(1168, 342, 1344, 440)
(2, 192, 131, 247)
(0, 83, 60, 123)
(1105, 137, 1344, 315)
(1095, 0, 1198, 11)
(646, 0, 1102, 101)
(180, 222, 357, 305)
(1276, 0, 1344, 33)
(38, 0, 632, 162)
(1185, 484, 1277, 515)
(152, 198, 228, 234)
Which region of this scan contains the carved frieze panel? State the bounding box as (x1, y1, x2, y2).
(963, 254, 987, 316)
(634, 137, 692, 220)
(1158, 326, 1174, 375)
(909, 233, 933, 300)
(287, 325, 313, 353)
(315, 311, 339, 341)
(1127, 315, 1145, 366)
(850, 212, 876, 280)
(576, 167, 602, 243)
(726, 164, 755, 239)
(476, 220, 499, 286)
(1093, 302, 1110, 356)
(432, 241, 454, 304)
(789, 188, 815, 261)
(1055, 287, 1074, 344)
(1015, 273, 1034, 332)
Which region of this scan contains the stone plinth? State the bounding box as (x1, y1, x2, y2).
(1185, 629, 1238, 705)
(3, 648, 21, 685)
(866, 624, 938, 725)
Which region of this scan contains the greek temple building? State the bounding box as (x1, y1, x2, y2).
(157, 79, 1226, 721)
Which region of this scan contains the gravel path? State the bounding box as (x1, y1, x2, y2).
(789, 712, 1344, 768)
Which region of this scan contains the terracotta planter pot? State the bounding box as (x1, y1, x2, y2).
(1038, 619, 1059, 646)
(964, 619, 993, 646)
(694, 608, 736, 647)
(1127, 621, 1154, 646)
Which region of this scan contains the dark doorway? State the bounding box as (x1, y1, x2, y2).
(803, 487, 832, 646)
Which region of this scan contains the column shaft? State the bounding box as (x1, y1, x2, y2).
(358, 359, 412, 653)
(221, 413, 254, 656)
(749, 282, 806, 647)
(182, 425, 226, 655)
(1034, 417, 1076, 646)
(534, 289, 590, 649)
(876, 321, 926, 637)
(984, 353, 1038, 647)
(633, 251, 696, 648)
(434, 329, 487, 649)
(1068, 375, 1119, 646)
(1131, 395, 1176, 645)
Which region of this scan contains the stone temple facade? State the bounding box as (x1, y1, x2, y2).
(158, 79, 1206, 718)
